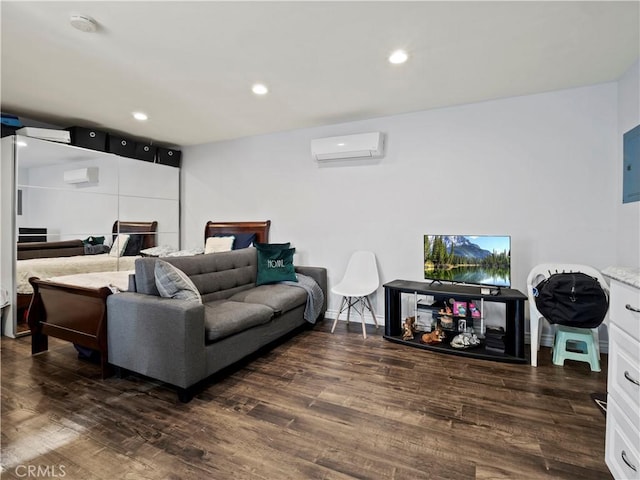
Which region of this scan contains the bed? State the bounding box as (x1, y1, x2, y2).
(25, 220, 158, 377)
(28, 220, 271, 378)
(17, 220, 157, 309)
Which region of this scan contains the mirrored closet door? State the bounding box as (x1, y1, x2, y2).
(0, 135, 180, 337)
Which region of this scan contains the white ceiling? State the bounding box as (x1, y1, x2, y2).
(1, 1, 638, 147)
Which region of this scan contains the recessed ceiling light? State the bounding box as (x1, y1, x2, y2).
(252, 84, 268, 95)
(389, 49, 409, 65)
(132, 112, 148, 121)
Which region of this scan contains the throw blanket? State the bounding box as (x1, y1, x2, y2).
(283, 274, 325, 324)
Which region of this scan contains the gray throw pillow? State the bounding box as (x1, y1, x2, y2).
(154, 260, 202, 303)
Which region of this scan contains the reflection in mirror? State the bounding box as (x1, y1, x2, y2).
(10, 135, 180, 337)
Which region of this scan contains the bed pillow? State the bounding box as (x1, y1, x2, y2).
(205, 236, 235, 254)
(123, 234, 144, 256)
(83, 235, 105, 246)
(109, 234, 130, 257)
(255, 243, 297, 286)
(232, 233, 257, 249)
(154, 260, 202, 303)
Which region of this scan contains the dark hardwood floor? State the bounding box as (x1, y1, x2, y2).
(1, 320, 611, 479)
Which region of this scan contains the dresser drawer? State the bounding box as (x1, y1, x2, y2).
(610, 280, 640, 341)
(606, 396, 640, 480)
(608, 324, 640, 432)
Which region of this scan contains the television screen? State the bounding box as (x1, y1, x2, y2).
(424, 235, 511, 288)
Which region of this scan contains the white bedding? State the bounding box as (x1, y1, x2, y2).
(17, 254, 138, 294)
(47, 270, 133, 292)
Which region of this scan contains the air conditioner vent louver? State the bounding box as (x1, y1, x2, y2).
(311, 132, 384, 161)
(63, 167, 98, 184)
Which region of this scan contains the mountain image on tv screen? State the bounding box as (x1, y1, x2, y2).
(424, 235, 511, 287)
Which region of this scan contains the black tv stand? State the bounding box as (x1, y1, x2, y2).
(383, 279, 527, 363)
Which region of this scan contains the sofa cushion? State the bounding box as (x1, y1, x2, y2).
(204, 300, 273, 342)
(255, 245, 297, 286)
(155, 260, 202, 303)
(134, 248, 258, 300)
(229, 283, 307, 315)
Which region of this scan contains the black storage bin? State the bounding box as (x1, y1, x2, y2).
(156, 147, 182, 167)
(107, 135, 136, 158)
(134, 142, 157, 162)
(1, 125, 18, 138)
(68, 127, 107, 151)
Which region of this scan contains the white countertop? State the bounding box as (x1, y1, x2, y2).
(603, 266, 640, 289)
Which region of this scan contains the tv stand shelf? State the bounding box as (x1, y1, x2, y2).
(383, 280, 528, 363)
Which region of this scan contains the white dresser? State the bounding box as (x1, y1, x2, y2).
(603, 267, 640, 480)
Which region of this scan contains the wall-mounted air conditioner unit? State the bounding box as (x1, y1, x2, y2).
(311, 132, 384, 161)
(63, 167, 99, 185)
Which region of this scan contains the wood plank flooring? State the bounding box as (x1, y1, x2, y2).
(1, 320, 611, 480)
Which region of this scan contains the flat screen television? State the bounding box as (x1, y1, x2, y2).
(424, 235, 511, 288)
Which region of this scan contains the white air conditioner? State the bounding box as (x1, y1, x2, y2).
(63, 167, 99, 184)
(311, 132, 384, 161)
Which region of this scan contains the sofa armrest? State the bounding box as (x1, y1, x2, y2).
(107, 292, 207, 389)
(295, 266, 328, 315)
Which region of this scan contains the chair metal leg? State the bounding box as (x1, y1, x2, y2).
(365, 295, 378, 328)
(332, 296, 347, 333)
(346, 296, 352, 324)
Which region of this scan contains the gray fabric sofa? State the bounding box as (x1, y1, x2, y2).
(106, 248, 327, 402)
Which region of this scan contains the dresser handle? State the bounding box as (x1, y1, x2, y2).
(622, 450, 637, 472)
(625, 304, 640, 313)
(624, 371, 640, 386)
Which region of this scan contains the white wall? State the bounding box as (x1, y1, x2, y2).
(20, 155, 180, 246)
(616, 59, 640, 268)
(182, 83, 619, 339)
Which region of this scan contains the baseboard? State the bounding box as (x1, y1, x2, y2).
(324, 309, 381, 326)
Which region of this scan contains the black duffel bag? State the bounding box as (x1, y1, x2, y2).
(534, 272, 609, 328)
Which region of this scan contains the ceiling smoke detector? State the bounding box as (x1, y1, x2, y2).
(70, 14, 98, 33)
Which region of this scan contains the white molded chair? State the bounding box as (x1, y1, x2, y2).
(526, 263, 609, 367)
(331, 251, 380, 339)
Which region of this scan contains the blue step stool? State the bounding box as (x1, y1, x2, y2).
(552, 325, 600, 372)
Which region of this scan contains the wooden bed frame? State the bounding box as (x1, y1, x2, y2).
(28, 220, 270, 378)
(17, 220, 158, 312)
(26, 220, 158, 378)
(204, 220, 270, 244)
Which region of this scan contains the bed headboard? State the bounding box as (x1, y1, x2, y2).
(113, 221, 158, 250)
(17, 239, 85, 260)
(204, 220, 271, 245)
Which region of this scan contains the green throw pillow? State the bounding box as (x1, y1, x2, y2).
(255, 245, 297, 286)
(254, 242, 290, 250)
(83, 235, 105, 246)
